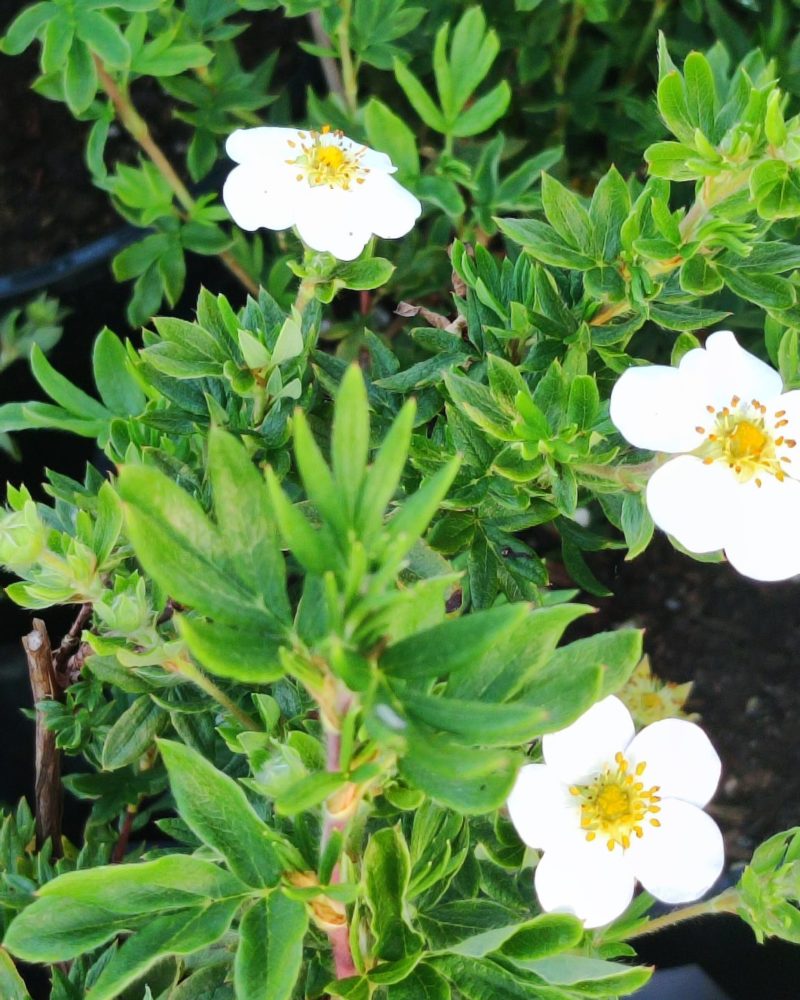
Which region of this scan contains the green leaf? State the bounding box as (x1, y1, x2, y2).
(335, 258, 395, 291)
(380, 456, 461, 562)
(364, 98, 420, 176)
(656, 71, 693, 144)
(385, 964, 450, 1000)
(418, 901, 524, 952)
(683, 51, 717, 137)
(520, 954, 652, 994)
(717, 266, 796, 310)
(101, 695, 165, 770)
(382, 603, 531, 680)
(540, 174, 594, 253)
(499, 914, 583, 961)
(496, 218, 595, 269)
(177, 616, 285, 684)
(589, 166, 630, 262)
(64, 39, 98, 114)
(364, 827, 423, 961)
(357, 398, 416, 541)
(750, 160, 800, 220)
(87, 901, 241, 1000)
(643, 141, 699, 181)
(4, 856, 246, 963)
(451, 81, 511, 137)
(566, 376, 599, 429)
(208, 428, 290, 621)
(273, 770, 346, 815)
(266, 468, 338, 576)
(448, 6, 499, 113)
(332, 365, 370, 518)
(92, 328, 146, 415)
(1, 2, 54, 55)
(118, 465, 268, 626)
(0, 949, 31, 1000)
(158, 739, 282, 888)
(393, 57, 446, 132)
(76, 10, 130, 66)
(679, 255, 723, 296)
(400, 732, 517, 814)
(544, 628, 643, 701)
(30, 343, 109, 420)
(620, 492, 654, 560)
(234, 893, 308, 1000)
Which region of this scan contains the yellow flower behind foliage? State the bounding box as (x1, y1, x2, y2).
(619, 656, 699, 727)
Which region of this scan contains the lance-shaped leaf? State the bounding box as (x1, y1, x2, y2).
(235, 893, 308, 1000)
(158, 739, 282, 888)
(364, 826, 424, 961)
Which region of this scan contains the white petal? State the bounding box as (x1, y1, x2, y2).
(293, 186, 372, 260)
(768, 390, 800, 480)
(506, 764, 580, 851)
(626, 719, 721, 808)
(222, 162, 299, 232)
(610, 365, 708, 453)
(723, 475, 800, 581)
(627, 799, 724, 904)
(645, 455, 739, 553)
(225, 126, 302, 165)
(335, 134, 395, 173)
(543, 696, 634, 786)
(534, 840, 635, 928)
(356, 172, 422, 239)
(679, 330, 782, 409)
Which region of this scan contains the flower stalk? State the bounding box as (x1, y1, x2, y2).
(625, 887, 741, 939)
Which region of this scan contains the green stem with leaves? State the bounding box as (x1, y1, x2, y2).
(625, 887, 741, 940)
(172, 657, 260, 731)
(551, 1, 585, 143)
(589, 168, 753, 329)
(92, 56, 259, 297)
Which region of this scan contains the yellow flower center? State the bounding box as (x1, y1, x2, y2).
(286, 125, 368, 190)
(693, 395, 796, 486)
(571, 751, 661, 852)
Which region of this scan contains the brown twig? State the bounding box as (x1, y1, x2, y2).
(52, 602, 92, 680)
(111, 806, 137, 864)
(22, 620, 63, 855)
(92, 56, 259, 297)
(307, 10, 345, 102)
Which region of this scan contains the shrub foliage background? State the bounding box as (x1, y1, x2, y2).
(1, 0, 800, 997)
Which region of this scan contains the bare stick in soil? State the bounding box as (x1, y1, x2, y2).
(22, 619, 63, 855)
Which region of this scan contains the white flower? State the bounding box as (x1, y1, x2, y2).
(222, 125, 421, 261)
(507, 696, 723, 929)
(610, 330, 800, 581)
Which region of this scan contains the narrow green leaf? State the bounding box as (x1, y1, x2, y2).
(0, 949, 31, 1000)
(540, 174, 594, 253)
(1, 2, 54, 55)
(393, 57, 447, 132)
(87, 901, 240, 1000)
(92, 328, 146, 415)
(234, 893, 308, 1000)
(177, 615, 285, 684)
(382, 603, 532, 680)
(357, 399, 416, 540)
(364, 827, 423, 961)
(63, 39, 98, 114)
(30, 343, 109, 420)
(332, 365, 370, 518)
(101, 695, 165, 770)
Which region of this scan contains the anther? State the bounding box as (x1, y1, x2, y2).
(706, 405, 716, 413)
(777, 419, 789, 428)
(776, 409, 786, 417)
(731, 395, 740, 406)
(787, 440, 797, 448)
(695, 426, 705, 434)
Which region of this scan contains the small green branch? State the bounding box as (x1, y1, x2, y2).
(335, 0, 358, 115)
(625, 888, 741, 940)
(92, 56, 259, 297)
(551, 1, 586, 142)
(173, 657, 260, 731)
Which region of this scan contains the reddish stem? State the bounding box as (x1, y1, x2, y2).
(323, 726, 357, 980)
(111, 807, 136, 864)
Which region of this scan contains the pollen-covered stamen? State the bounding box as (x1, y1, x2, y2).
(570, 751, 661, 852)
(286, 125, 367, 190)
(693, 393, 791, 484)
